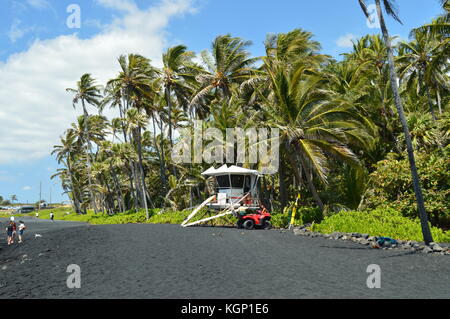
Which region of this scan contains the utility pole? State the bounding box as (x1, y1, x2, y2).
(38, 181, 42, 214)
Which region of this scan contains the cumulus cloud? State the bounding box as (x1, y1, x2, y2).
(0, 0, 196, 164)
(336, 33, 357, 48)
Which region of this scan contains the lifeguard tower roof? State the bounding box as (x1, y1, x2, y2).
(201, 165, 260, 176)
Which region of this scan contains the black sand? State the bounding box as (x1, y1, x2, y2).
(1, 217, 449, 299)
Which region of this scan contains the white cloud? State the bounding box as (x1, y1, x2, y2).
(26, 0, 51, 10)
(0, 0, 197, 164)
(22, 186, 32, 191)
(336, 33, 357, 48)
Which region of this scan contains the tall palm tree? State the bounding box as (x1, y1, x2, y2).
(190, 35, 258, 115)
(358, 0, 434, 244)
(162, 45, 196, 148)
(126, 107, 153, 219)
(107, 54, 159, 210)
(66, 74, 103, 213)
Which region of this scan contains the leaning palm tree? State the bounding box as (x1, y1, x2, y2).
(66, 74, 103, 214)
(358, 0, 434, 244)
(52, 130, 85, 214)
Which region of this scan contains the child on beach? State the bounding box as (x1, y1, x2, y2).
(9, 217, 17, 244)
(18, 221, 26, 243)
(6, 221, 14, 245)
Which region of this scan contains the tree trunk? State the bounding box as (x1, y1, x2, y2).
(136, 126, 152, 219)
(376, 0, 433, 244)
(291, 142, 325, 211)
(165, 86, 178, 178)
(279, 161, 288, 211)
(81, 99, 99, 214)
(152, 116, 168, 194)
(436, 89, 442, 115)
(426, 86, 437, 121)
(67, 157, 84, 215)
(111, 164, 125, 213)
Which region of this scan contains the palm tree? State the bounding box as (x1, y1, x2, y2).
(412, 1, 449, 38)
(162, 45, 196, 148)
(190, 35, 258, 115)
(107, 54, 159, 210)
(358, 0, 434, 244)
(66, 74, 103, 214)
(126, 107, 153, 219)
(397, 28, 449, 119)
(52, 130, 85, 214)
(260, 58, 372, 211)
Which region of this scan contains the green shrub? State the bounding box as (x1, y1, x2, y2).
(147, 210, 190, 224)
(271, 206, 323, 228)
(362, 146, 450, 225)
(311, 208, 450, 243)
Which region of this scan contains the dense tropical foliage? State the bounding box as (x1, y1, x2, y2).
(53, 1, 449, 241)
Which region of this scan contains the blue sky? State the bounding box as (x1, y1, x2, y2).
(0, 0, 444, 204)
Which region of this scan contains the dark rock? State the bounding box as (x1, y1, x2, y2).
(330, 232, 343, 239)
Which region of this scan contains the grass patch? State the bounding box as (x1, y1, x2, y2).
(311, 208, 450, 243)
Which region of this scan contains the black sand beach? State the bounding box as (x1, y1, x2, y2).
(0, 217, 449, 299)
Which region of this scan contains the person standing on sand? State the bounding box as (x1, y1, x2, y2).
(18, 221, 26, 243)
(6, 221, 14, 245)
(10, 217, 17, 244)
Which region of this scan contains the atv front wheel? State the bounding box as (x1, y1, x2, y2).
(243, 219, 255, 230)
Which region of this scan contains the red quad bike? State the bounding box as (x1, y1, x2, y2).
(236, 207, 272, 230)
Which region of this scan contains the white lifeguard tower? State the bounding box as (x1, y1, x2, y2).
(181, 165, 264, 228)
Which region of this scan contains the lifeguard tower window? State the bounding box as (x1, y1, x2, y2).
(244, 176, 251, 193)
(231, 175, 244, 188)
(216, 175, 230, 188)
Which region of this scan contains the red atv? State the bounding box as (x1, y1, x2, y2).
(236, 207, 272, 230)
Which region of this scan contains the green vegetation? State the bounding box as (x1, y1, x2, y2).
(49, 1, 449, 243)
(311, 208, 450, 243)
(362, 145, 450, 224)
